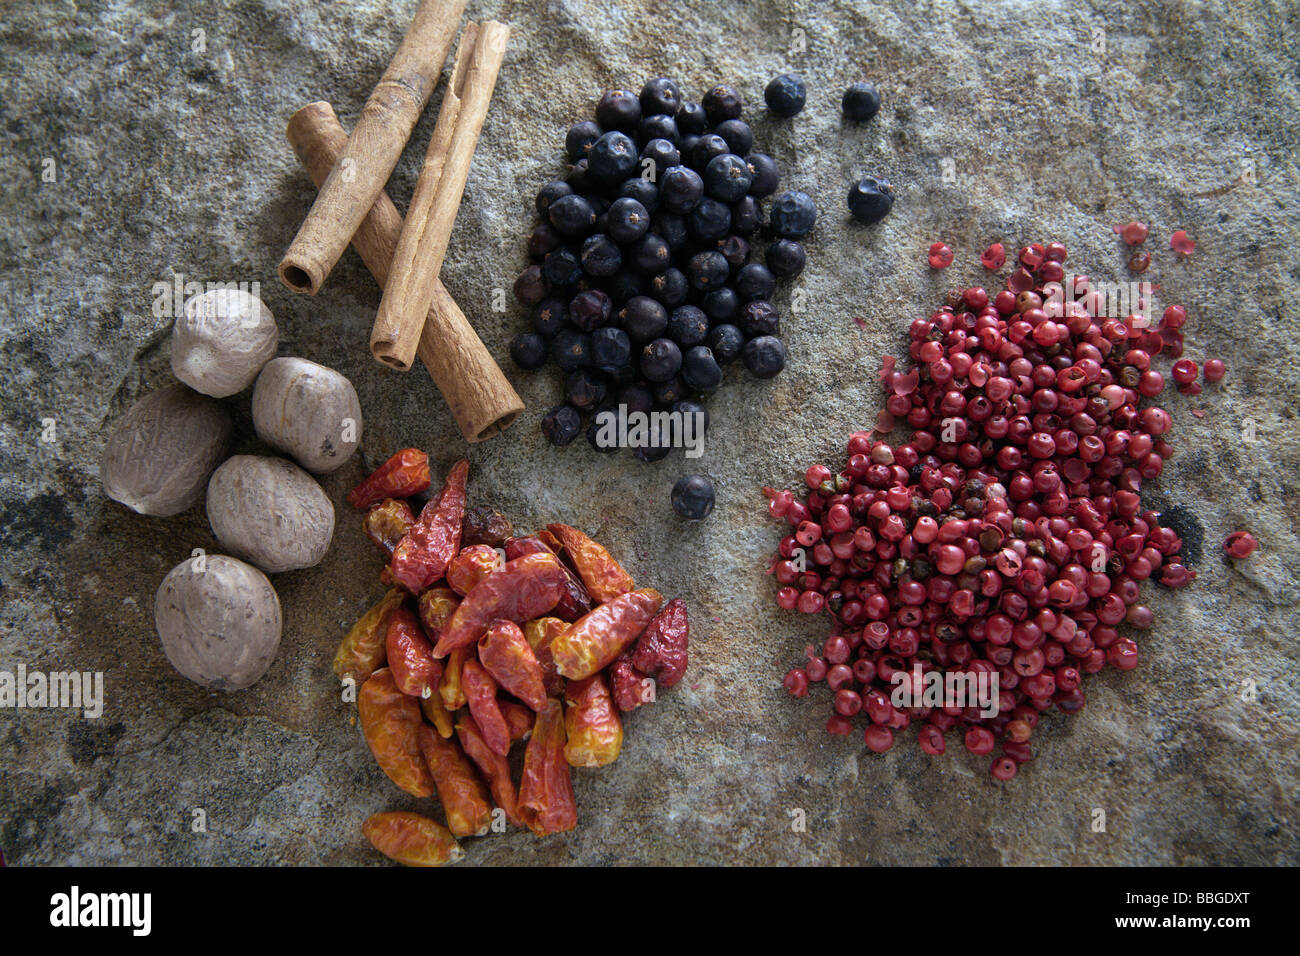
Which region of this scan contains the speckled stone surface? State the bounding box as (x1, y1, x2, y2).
(2, 0, 1297, 866)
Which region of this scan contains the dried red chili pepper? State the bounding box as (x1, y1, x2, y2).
(518, 699, 578, 836)
(358, 668, 435, 797)
(477, 620, 548, 711)
(417, 724, 493, 838)
(347, 448, 431, 510)
(421, 691, 454, 739)
(418, 586, 459, 641)
(362, 811, 463, 867)
(631, 597, 690, 689)
(498, 699, 535, 743)
(439, 646, 468, 712)
(563, 673, 623, 767)
(503, 535, 592, 621)
(456, 711, 523, 828)
(362, 498, 415, 556)
(461, 506, 514, 548)
(432, 552, 570, 657)
(523, 616, 568, 697)
(332, 589, 404, 684)
(389, 458, 469, 594)
(386, 605, 443, 698)
(546, 523, 635, 603)
(608, 654, 653, 712)
(446, 544, 504, 597)
(551, 588, 664, 681)
(461, 658, 511, 756)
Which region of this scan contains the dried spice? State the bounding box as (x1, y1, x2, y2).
(432, 551, 570, 657)
(461, 658, 511, 757)
(417, 586, 460, 643)
(522, 616, 568, 696)
(362, 498, 415, 556)
(438, 646, 468, 712)
(389, 458, 469, 593)
(347, 448, 431, 510)
(336, 448, 688, 860)
(456, 712, 523, 827)
(504, 534, 593, 620)
(418, 724, 493, 838)
(358, 668, 435, 798)
(563, 673, 623, 767)
(551, 588, 663, 680)
(445, 543, 504, 596)
(632, 597, 689, 688)
(386, 604, 443, 698)
(518, 699, 578, 836)
(332, 589, 405, 683)
(420, 691, 454, 739)
(477, 619, 548, 711)
(608, 654, 653, 712)
(767, 240, 1202, 779)
(546, 523, 635, 603)
(362, 811, 462, 867)
(461, 506, 514, 547)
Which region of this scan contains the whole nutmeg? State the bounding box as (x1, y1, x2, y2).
(154, 553, 282, 690)
(101, 383, 233, 516)
(171, 287, 279, 398)
(251, 357, 362, 474)
(206, 455, 335, 573)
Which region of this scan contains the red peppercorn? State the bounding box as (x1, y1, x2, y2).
(1203, 358, 1225, 382)
(981, 243, 1007, 269)
(1171, 359, 1199, 387)
(863, 724, 894, 752)
(1120, 221, 1149, 245)
(928, 242, 954, 269)
(965, 727, 995, 755)
(783, 668, 809, 697)
(990, 756, 1018, 780)
(1224, 531, 1257, 559)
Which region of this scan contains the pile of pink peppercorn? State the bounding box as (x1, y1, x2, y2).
(765, 240, 1223, 780)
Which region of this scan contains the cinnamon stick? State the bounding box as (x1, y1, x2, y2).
(286, 102, 522, 442)
(277, 0, 467, 296)
(370, 20, 510, 371)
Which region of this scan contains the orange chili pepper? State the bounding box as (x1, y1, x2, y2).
(563, 673, 623, 767)
(362, 811, 462, 867)
(420, 691, 455, 739)
(547, 523, 635, 603)
(358, 668, 435, 798)
(332, 589, 404, 684)
(439, 646, 468, 712)
(418, 725, 493, 838)
(551, 588, 663, 680)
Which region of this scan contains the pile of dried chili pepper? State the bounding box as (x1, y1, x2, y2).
(335, 449, 689, 866)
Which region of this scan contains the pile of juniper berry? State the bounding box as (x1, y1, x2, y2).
(510, 78, 816, 457)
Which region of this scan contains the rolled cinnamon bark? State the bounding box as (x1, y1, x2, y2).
(286, 102, 522, 442)
(278, 0, 467, 296)
(371, 20, 511, 371)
